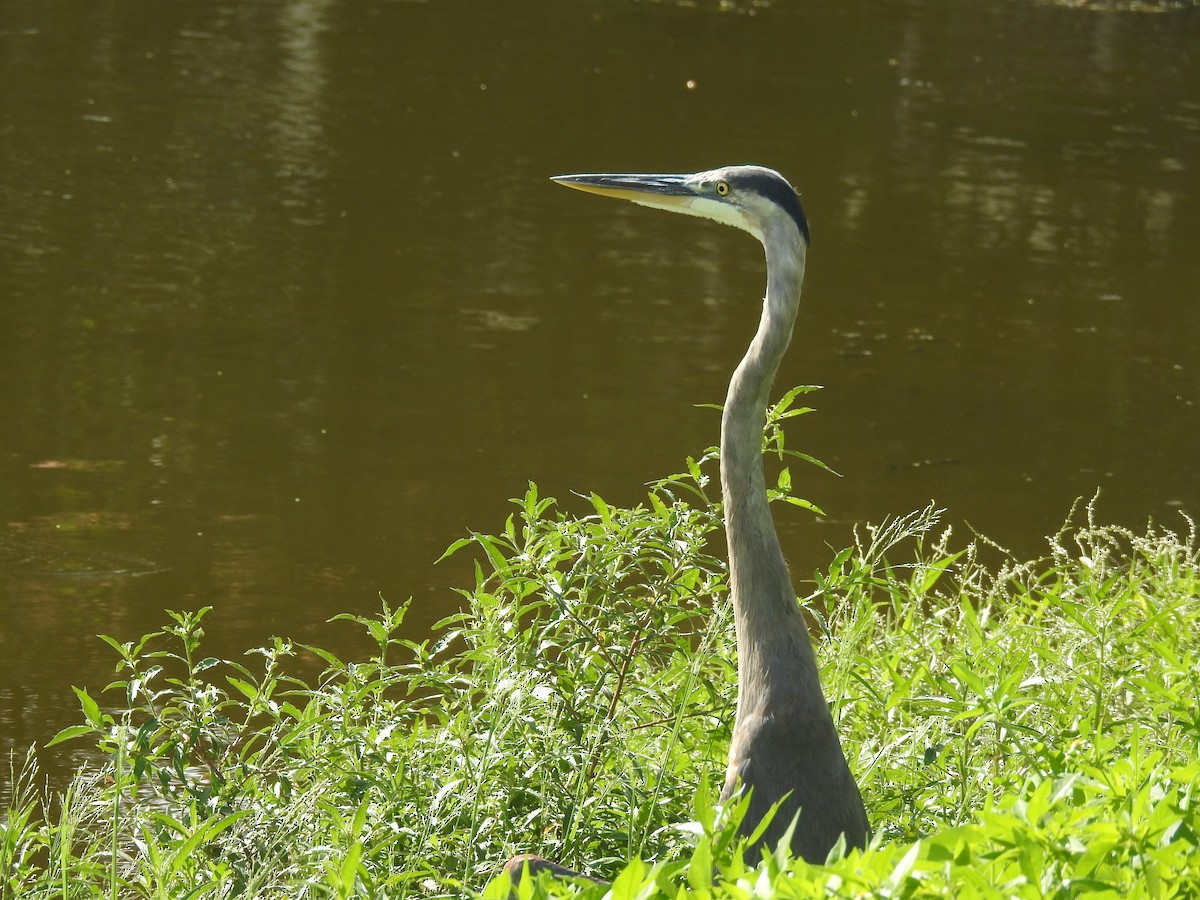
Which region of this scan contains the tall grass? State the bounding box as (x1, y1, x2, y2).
(3, 393, 1198, 898)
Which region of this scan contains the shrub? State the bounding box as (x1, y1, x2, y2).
(3, 394, 1196, 898)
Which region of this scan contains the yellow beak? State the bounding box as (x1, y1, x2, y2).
(551, 173, 696, 210)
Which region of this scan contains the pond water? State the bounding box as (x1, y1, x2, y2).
(1, 0, 1197, 801)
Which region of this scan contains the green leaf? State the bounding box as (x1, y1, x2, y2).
(475, 533, 510, 575)
(780, 496, 826, 517)
(298, 643, 344, 668)
(610, 859, 647, 900)
(72, 686, 104, 728)
(226, 676, 258, 700)
(791, 451, 839, 475)
(168, 810, 254, 878)
(776, 467, 792, 492)
(688, 836, 713, 893)
(337, 841, 364, 897)
(916, 551, 965, 594)
(46, 724, 95, 747)
(435, 536, 474, 563)
(951, 662, 988, 698)
(887, 840, 921, 890)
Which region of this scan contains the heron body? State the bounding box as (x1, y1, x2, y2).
(528, 165, 868, 872)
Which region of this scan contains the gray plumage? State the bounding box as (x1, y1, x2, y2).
(509, 166, 868, 881)
(701, 166, 869, 862)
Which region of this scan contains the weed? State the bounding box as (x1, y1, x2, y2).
(3, 395, 1197, 897)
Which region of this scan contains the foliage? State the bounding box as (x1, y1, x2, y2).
(3, 392, 1199, 898)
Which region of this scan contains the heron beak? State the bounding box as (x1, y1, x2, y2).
(551, 173, 695, 212)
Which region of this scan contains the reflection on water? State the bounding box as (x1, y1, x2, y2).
(271, 0, 334, 225)
(0, 0, 1197, 801)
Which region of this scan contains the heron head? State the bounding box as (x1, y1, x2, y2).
(551, 165, 809, 248)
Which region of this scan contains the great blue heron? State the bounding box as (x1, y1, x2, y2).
(505, 166, 869, 886)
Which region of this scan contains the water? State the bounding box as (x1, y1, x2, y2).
(1, 0, 1197, 801)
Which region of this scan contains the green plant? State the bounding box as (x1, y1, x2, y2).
(0, 395, 1194, 898)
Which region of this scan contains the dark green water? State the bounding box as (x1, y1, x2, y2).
(1, 0, 1197, 798)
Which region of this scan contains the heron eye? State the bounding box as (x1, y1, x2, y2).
(715, 180, 731, 196)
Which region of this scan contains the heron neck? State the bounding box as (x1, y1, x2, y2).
(720, 227, 814, 667)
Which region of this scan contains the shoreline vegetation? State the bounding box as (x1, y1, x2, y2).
(3, 393, 1198, 898)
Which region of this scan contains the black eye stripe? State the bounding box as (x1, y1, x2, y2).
(733, 172, 810, 244)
